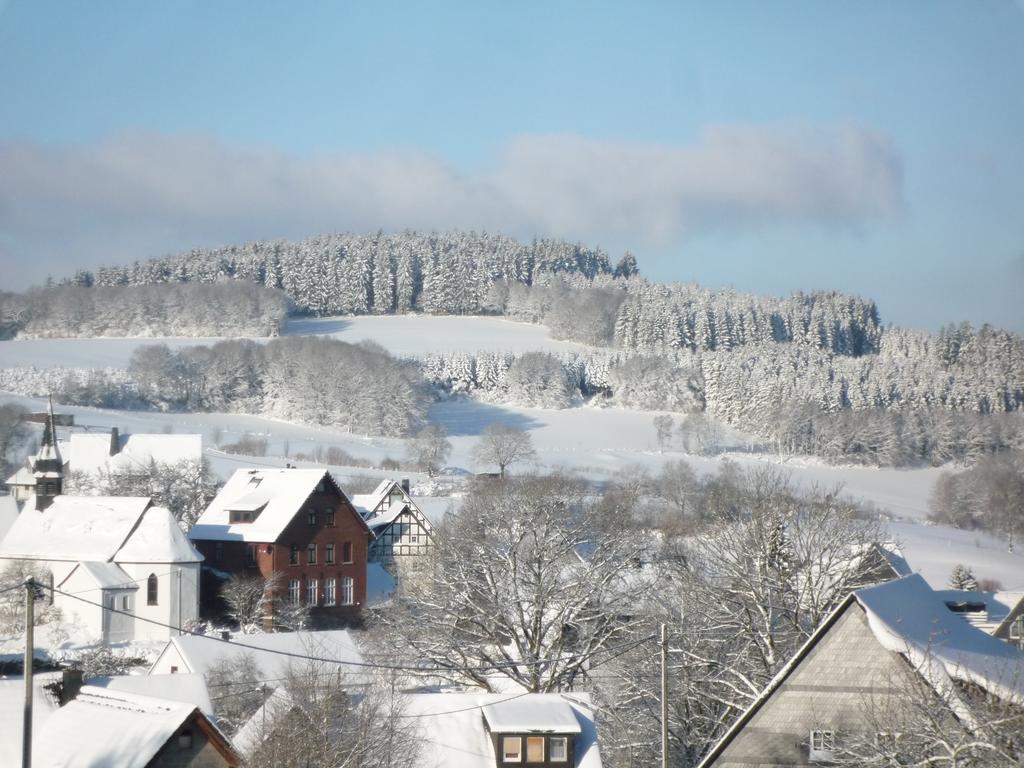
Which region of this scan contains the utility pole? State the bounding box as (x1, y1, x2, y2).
(23, 577, 35, 768)
(660, 622, 669, 768)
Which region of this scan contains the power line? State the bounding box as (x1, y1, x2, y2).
(45, 583, 655, 677)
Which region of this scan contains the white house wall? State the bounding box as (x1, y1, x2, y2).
(120, 562, 200, 642)
(56, 565, 110, 642)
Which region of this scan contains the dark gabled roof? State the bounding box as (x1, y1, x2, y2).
(694, 591, 860, 768)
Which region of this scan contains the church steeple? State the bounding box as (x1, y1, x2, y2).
(33, 395, 63, 511)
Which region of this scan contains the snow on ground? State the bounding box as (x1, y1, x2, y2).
(284, 315, 593, 355)
(0, 315, 590, 368)
(888, 521, 1024, 593)
(0, 336, 227, 369)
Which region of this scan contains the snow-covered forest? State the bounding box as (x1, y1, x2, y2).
(3, 228, 1021, 465)
(0, 337, 428, 436)
(0, 282, 291, 338)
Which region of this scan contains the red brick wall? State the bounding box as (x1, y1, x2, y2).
(194, 487, 370, 620)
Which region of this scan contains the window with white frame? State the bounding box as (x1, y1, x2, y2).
(324, 578, 336, 606)
(288, 579, 300, 605)
(809, 729, 835, 761)
(525, 736, 544, 762)
(121, 595, 131, 611)
(325, 544, 335, 564)
(307, 579, 318, 606)
(340, 576, 354, 606)
(502, 736, 522, 762)
(549, 737, 568, 762)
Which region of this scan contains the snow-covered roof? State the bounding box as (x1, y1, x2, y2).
(190, 467, 363, 543)
(873, 542, 914, 578)
(32, 685, 201, 768)
(350, 479, 395, 517)
(696, 574, 1024, 768)
(0, 495, 152, 561)
(937, 589, 1024, 634)
(482, 696, 583, 734)
(0, 495, 200, 566)
(403, 692, 602, 768)
(0, 494, 20, 543)
(232, 686, 292, 755)
(408, 495, 456, 526)
(151, 629, 366, 684)
(68, 561, 138, 590)
(0, 673, 61, 767)
(5, 464, 34, 487)
(116, 505, 203, 563)
(91, 673, 215, 717)
(69, 432, 202, 476)
(858, 574, 1024, 702)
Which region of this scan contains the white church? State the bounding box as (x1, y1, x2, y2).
(0, 407, 202, 643)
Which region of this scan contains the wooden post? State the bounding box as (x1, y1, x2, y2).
(23, 577, 35, 768)
(661, 622, 669, 768)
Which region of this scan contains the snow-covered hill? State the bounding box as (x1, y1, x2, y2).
(0, 315, 588, 369)
(1, 314, 1021, 592)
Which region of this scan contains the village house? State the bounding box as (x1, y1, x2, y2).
(5, 414, 202, 503)
(696, 573, 1024, 767)
(0, 409, 202, 643)
(149, 628, 365, 682)
(401, 692, 603, 768)
(188, 468, 373, 624)
(351, 478, 434, 574)
(33, 685, 240, 767)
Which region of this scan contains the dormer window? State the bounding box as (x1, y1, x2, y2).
(549, 737, 568, 762)
(502, 737, 521, 762)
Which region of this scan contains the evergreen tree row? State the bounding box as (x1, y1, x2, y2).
(69, 230, 618, 317)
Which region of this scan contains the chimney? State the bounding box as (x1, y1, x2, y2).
(60, 669, 84, 705)
(401, 478, 410, 494)
(109, 427, 120, 456)
(220, 630, 231, 641)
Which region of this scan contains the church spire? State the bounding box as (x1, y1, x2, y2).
(33, 395, 63, 511)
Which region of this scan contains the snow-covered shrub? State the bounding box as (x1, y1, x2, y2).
(505, 352, 574, 408)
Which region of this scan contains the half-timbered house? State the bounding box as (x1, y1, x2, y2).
(351, 479, 434, 574)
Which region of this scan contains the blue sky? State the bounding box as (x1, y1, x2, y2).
(1, 1, 1022, 330)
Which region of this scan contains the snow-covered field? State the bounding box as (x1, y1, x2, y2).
(4, 391, 1020, 592)
(0, 315, 589, 368)
(282, 315, 592, 356)
(1, 314, 1021, 592)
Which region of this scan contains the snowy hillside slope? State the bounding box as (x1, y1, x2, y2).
(3, 393, 1020, 592)
(0, 315, 586, 368)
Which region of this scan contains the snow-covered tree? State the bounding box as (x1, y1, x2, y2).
(380, 473, 646, 692)
(471, 422, 536, 477)
(405, 424, 451, 477)
(947, 563, 979, 591)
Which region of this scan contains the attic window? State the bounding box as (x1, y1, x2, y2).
(550, 737, 568, 762)
(526, 736, 544, 762)
(809, 729, 835, 761)
(502, 736, 522, 762)
(177, 730, 193, 750)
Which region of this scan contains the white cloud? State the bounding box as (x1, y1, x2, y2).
(0, 126, 902, 286)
